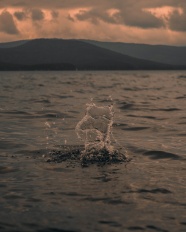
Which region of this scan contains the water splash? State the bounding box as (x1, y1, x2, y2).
(44, 102, 129, 166)
(75, 102, 127, 165)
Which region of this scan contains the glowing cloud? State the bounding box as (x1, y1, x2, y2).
(0, 1, 185, 45)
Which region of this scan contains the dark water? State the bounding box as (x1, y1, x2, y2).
(0, 71, 186, 232)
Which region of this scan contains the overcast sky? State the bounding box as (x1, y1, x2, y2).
(0, 0, 186, 45)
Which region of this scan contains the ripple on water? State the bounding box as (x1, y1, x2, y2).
(137, 188, 172, 194)
(177, 75, 186, 79)
(127, 226, 145, 231)
(99, 220, 122, 228)
(37, 228, 79, 232)
(119, 102, 134, 110)
(146, 225, 169, 232)
(122, 126, 150, 131)
(0, 140, 26, 150)
(0, 166, 18, 174)
(82, 196, 130, 205)
(142, 150, 181, 160)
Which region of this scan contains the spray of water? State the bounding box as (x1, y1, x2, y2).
(75, 102, 127, 164)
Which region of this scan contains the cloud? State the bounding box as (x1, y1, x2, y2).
(75, 9, 101, 25)
(75, 7, 164, 29)
(117, 8, 164, 28)
(51, 10, 59, 19)
(0, 1, 185, 30)
(75, 8, 117, 25)
(0, 10, 19, 34)
(67, 14, 75, 22)
(0, 1, 186, 45)
(31, 8, 44, 21)
(169, 8, 186, 32)
(0, 0, 184, 11)
(14, 11, 27, 21)
(14, 8, 45, 22)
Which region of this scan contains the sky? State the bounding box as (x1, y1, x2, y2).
(0, 0, 186, 45)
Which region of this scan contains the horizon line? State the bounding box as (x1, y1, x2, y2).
(0, 37, 186, 47)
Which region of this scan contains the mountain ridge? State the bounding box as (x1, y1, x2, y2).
(83, 40, 186, 66)
(0, 38, 185, 71)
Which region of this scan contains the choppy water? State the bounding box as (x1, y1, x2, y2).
(0, 71, 186, 232)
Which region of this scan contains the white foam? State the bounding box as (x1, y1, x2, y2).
(76, 103, 116, 157)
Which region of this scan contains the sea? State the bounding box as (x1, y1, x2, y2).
(0, 71, 186, 232)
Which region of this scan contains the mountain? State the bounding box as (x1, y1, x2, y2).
(0, 40, 28, 48)
(84, 40, 186, 66)
(0, 38, 185, 71)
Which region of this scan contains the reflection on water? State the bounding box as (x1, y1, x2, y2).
(0, 71, 186, 232)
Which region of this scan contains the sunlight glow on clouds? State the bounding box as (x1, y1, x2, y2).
(0, 0, 186, 45)
(144, 6, 183, 18)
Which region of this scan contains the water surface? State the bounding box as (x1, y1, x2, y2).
(0, 71, 186, 232)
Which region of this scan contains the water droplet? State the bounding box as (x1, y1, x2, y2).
(45, 122, 51, 128)
(75, 102, 127, 163)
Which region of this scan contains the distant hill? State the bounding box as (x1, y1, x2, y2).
(0, 38, 185, 71)
(0, 40, 28, 48)
(84, 40, 186, 66)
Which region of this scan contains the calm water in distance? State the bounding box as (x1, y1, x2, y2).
(0, 71, 186, 232)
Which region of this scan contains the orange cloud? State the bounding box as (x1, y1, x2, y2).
(0, 2, 185, 45)
(0, 10, 19, 34)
